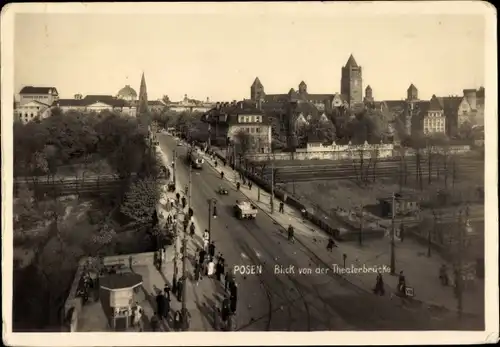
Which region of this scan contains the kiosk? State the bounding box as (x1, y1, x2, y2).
(99, 273, 143, 331)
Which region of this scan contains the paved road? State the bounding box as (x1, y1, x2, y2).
(158, 134, 472, 331)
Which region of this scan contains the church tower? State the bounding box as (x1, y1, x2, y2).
(407, 84, 418, 101)
(137, 72, 149, 127)
(250, 77, 265, 102)
(340, 54, 363, 106)
(298, 81, 307, 95)
(364, 85, 373, 103)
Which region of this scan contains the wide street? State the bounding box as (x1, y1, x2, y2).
(158, 133, 472, 331)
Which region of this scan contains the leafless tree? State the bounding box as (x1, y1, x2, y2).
(234, 129, 252, 168)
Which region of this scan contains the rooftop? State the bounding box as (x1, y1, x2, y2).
(20, 86, 59, 95)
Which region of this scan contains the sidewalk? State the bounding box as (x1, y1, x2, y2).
(151, 143, 228, 331)
(201, 147, 484, 317)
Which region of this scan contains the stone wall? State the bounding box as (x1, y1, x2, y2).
(246, 142, 395, 161)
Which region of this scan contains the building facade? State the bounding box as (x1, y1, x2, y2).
(165, 94, 214, 113)
(202, 101, 272, 154)
(18, 86, 59, 106)
(15, 86, 59, 123)
(422, 95, 446, 135)
(249, 54, 363, 111)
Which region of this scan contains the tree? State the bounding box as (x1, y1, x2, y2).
(307, 117, 336, 143)
(234, 130, 252, 166)
(457, 120, 476, 140)
(13, 184, 44, 232)
(120, 178, 161, 224)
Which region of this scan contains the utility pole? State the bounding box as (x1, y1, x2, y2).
(390, 193, 396, 275)
(172, 150, 177, 188)
(270, 159, 275, 213)
(455, 207, 466, 320)
(207, 199, 213, 243)
(359, 203, 364, 246)
(188, 164, 192, 208)
(181, 211, 189, 330)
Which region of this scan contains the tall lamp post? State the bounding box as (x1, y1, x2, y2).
(390, 192, 396, 275)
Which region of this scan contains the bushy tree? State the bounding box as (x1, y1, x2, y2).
(120, 178, 161, 224)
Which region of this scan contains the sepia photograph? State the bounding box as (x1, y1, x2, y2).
(1, 2, 498, 346)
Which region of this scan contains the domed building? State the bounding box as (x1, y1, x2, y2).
(116, 85, 138, 101)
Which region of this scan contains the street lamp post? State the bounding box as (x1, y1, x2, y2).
(359, 203, 364, 246)
(390, 193, 396, 275)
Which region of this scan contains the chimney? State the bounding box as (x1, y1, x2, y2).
(240, 101, 244, 109)
(463, 89, 477, 110)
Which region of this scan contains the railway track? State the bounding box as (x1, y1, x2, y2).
(260, 160, 482, 183)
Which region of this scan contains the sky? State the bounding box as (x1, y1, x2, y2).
(13, 3, 488, 102)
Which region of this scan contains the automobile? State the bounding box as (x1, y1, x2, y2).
(217, 186, 229, 195)
(233, 200, 258, 219)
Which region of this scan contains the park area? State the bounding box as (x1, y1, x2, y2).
(12, 109, 169, 331)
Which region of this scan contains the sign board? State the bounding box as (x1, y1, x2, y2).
(110, 289, 133, 308)
(405, 286, 414, 297)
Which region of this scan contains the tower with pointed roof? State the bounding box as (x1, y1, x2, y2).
(137, 72, 149, 127)
(298, 81, 307, 95)
(364, 85, 373, 103)
(407, 83, 418, 101)
(340, 54, 363, 106)
(250, 77, 265, 102)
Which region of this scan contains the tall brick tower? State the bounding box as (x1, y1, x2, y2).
(250, 77, 265, 102)
(340, 54, 363, 106)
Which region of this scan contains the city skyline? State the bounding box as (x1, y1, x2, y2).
(13, 3, 488, 103)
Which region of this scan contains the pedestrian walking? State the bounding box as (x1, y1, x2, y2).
(230, 293, 238, 314)
(164, 284, 171, 301)
(373, 271, 385, 296)
(161, 248, 166, 267)
(150, 313, 160, 331)
(222, 297, 230, 322)
(213, 306, 222, 330)
(198, 248, 206, 265)
(279, 201, 285, 213)
(225, 271, 234, 293)
(173, 310, 182, 331)
(164, 294, 170, 319)
(190, 222, 195, 237)
(398, 271, 406, 295)
(208, 241, 216, 258)
(248, 181, 252, 190)
(236, 182, 240, 190)
(194, 263, 201, 285)
(207, 259, 215, 277)
(326, 238, 337, 251)
(156, 292, 165, 315)
(215, 261, 223, 281)
(176, 277, 184, 302)
(132, 303, 143, 331)
(181, 196, 187, 209)
(287, 225, 295, 242)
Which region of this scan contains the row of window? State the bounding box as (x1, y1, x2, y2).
(239, 126, 263, 134)
(22, 95, 50, 100)
(238, 115, 263, 123)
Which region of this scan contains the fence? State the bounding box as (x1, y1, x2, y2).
(14, 177, 128, 198)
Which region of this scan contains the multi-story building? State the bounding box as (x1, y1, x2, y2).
(54, 94, 138, 116)
(439, 87, 485, 136)
(15, 86, 59, 124)
(421, 95, 446, 135)
(249, 54, 363, 111)
(202, 101, 272, 154)
(165, 94, 214, 113)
